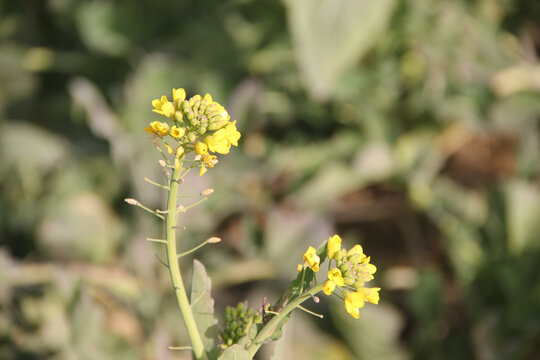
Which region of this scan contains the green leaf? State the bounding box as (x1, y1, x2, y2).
(268, 325, 287, 360)
(285, 0, 397, 101)
(218, 344, 250, 360)
(190, 260, 219, 359)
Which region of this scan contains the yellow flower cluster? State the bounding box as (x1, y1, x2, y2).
(323, 235, 380, 319)
(144, 88, 241, 175)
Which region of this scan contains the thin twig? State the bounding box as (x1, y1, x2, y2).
(146, 238, 168, 244)
(144, 177, 170, 190)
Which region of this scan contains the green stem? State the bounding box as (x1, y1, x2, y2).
(247, 284, 323, 358)
(166, 164, 207, 360)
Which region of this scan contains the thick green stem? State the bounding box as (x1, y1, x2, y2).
(166, 165, 207, 360)
(247, 284, 323, 358)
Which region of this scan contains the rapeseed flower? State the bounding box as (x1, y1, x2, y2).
(327, 235, 342, 259)
(145, 121, 170, 137)
(321, 235, 380, 319)
(146, 87, 241, 176)
(302, 246, 320, 272)
(152, 96, 175, 118)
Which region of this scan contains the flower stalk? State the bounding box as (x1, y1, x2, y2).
(247, 284, 323, 358)
(165, 164, 207, 360)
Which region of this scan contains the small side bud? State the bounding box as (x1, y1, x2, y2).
(297, 264, 303, 272)
(159, 159, 167, 167)
(124, 198, 139, 206)
(153, 137, 160, 149)
(162, 167, 170, 178)
(313, 296, 320, 303)
(201, 188, 214, 196)
(208, 237, 221, 244)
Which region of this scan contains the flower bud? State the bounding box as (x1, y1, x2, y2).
(174, 111, 184, 123)
(201, 188, 214, 196)
(124, 198, 139, 206)
(207, 237, 221, 243)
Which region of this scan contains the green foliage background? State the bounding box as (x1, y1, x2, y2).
(1, 0, 540, 359)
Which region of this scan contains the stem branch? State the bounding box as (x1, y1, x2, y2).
(247, 284, 323, 358)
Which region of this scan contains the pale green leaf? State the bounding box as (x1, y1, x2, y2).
(218, 344, 250, 360)
(190, 260, 219, 359)
(285, 0, 397, 100)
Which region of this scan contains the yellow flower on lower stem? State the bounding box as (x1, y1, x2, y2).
(144, 121, 170, 137)
(323, 280, 336, 295)
(344, 291, 366, 319)
(152, 95, 175, 118)
(328, 268, 345, 286)
(356, 287, 381, 305)
(347, 244, 367, 263)
(327, 235, 342, 259)
(302, 246, 320, 272)
(355, 256, 377, 283)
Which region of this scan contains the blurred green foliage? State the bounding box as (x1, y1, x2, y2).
(1, 0, 540, 359)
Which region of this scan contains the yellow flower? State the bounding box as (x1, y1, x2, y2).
(344, 291, 365, 319)
(204, 131, 229, 154)
(302, 246, 320, 272)
(328, 268, 345, 286)
(357, 287, 381, 305)
(176, 146, 185, 157)
(201, 154, 217, 168)
(152, 96, 175, 118)
(327, 235, 342, 259)
(198, 155, 217, 176)
(195, 141, 209, 156)
(204, 120, 241, 154)
(223, 120, 241, 147)
(204, 132, 227, 154)
(173, 88, 186, 104)
(144, 121, 170, 137)
(355, 256, 377, 283)
(323, 280, 336, 295)
(170, 125, 185, 139)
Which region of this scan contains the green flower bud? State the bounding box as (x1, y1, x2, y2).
(186, 132, 197, 143)
(196, 126, 207, 135)
(174, 111, 183, 123)
(208, 119, 228, 131)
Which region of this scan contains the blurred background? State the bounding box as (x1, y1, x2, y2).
(1, 0, 540, 359)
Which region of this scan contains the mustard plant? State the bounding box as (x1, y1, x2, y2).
(125, 88, 380, 359)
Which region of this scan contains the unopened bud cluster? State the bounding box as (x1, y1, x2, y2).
(220, 302, 262, 349)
